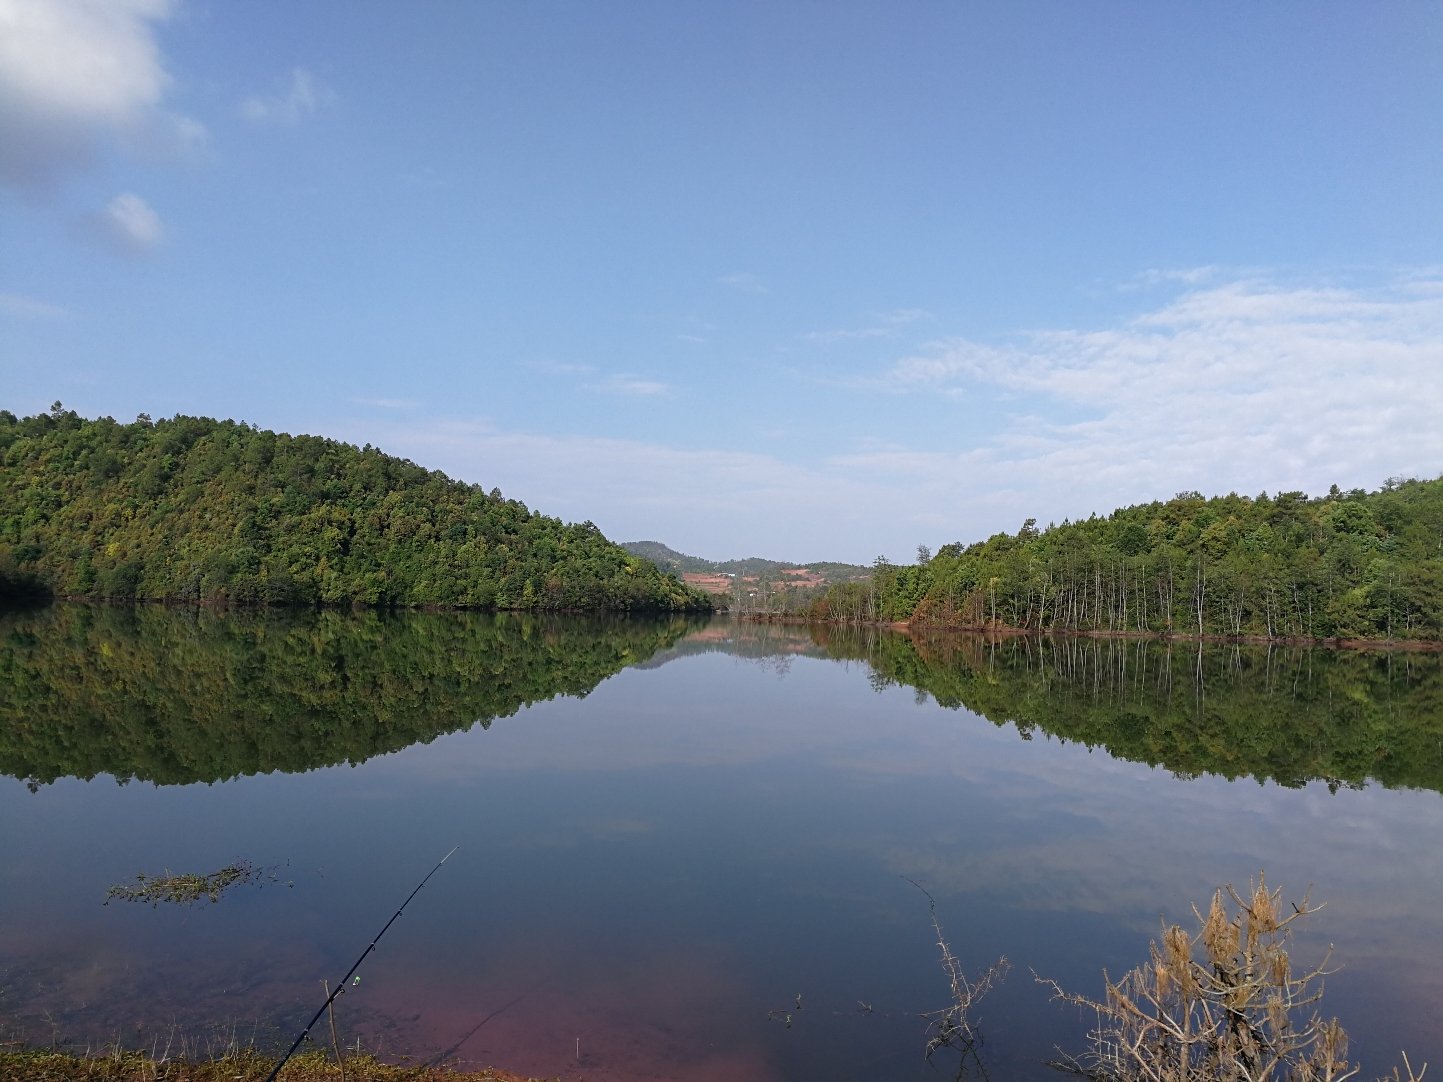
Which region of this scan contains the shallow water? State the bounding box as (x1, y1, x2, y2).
(2, 608, 1440, 1080)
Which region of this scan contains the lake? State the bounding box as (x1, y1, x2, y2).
(2, 605, 1441, 1081)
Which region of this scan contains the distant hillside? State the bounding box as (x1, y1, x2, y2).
(622, 541, 716, 575)
(622, 540, 870, 613)
(0, 405, 713, 612)
(622, 540, 870, 583)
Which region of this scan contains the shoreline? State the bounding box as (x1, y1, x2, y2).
(735, 613, 1443, 652)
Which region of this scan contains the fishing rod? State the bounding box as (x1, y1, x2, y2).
(264, 846, 459, 1082)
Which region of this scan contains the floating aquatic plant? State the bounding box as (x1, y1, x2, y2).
(104, 860, 283, 907)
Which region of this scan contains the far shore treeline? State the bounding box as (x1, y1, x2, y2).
(0, 405, 713, 612)
(810, 476, 1443, 643)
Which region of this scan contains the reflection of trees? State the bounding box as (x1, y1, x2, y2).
(812, 627, 1443, 794)
(0, 605, 704, 788)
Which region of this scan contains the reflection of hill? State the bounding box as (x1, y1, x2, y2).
(634, 620, 829, 669)
(0, 605, 702, 788)
(812, 627, 1443, 794)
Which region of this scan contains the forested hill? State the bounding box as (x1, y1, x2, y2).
(810, 478, 1443, 642)
(0, 405, 713, 612)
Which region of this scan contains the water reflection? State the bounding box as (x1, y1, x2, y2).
(0, 605, 705, 787)
(1, 610, 1440, 1081)
(7, 608, 1437, 794)
(813, 626, 1443, 793)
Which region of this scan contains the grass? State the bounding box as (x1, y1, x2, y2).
(0, 1048, 551, 1081)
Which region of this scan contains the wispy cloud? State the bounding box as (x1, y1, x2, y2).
(0, 0, 201, 194)
(350, 397, 421, 410)
(330, 272, 1443, 564)
(528, 359, 595, 377)
(718, 272, 768, 295)
(590, 375, 671, 397)
(799, 326, 891, 345)
(240, 68, 334, 125)
(878, 308, 931, 325)
(529, 360, 670, 397)
(85, 191, 164, 254)
(1125, 265, 1222, 290)
(846, 274, 1443, 523)
(800, 307, 933, 344)
(0, 292, 67, 319)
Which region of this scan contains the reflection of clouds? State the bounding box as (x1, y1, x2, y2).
(362, 647, 1443, 1067)
(520, 816, 657, 849)
(846, 739, 1443, 1022)
(582, 816, 654, 840)
(372, 653, 878, 778)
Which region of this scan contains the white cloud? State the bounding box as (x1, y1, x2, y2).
(87, 191, 164, 253)
(239, 68, 333, 125)
(849, 274, 1443, 526)
(0, 0, 200, 193)
(329, 273, 1443, 564)
(0, 292, 67, 319)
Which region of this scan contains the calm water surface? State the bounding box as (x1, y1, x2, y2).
(2, 607, 1440, 1081)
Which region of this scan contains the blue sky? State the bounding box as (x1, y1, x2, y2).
(3, 1, 1441, 564)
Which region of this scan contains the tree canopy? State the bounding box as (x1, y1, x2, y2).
(809, 479, 1443, 642)
(0, 405, 712, 612)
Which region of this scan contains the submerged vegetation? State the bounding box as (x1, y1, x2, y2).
(0, 405, 711, 613)
(810, 477, 1443, 642)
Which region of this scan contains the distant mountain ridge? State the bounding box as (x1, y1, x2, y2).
(621, 541, 870, 583)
